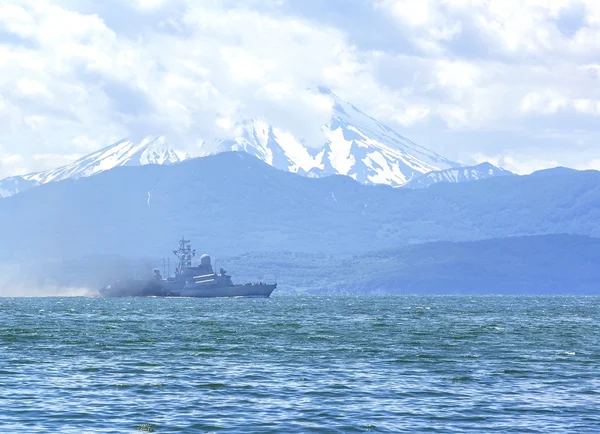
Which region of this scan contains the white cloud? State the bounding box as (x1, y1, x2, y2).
(0, 1, 354, 158)
(572, 98, 600, 115)
(0, 144, 27, 178)
(519, 91, 569, 115)
(16, 78, 52, 98)
(0, 0, 599, 175)
(374, 0, 463, 53)
(393, 106, 431, 126)
(583, 159, 600, 171)
(71, 135, 106, 152)
(130, 0, 173, 11)
(0, 143, 83, 177)
(377, 0, 600, 58)
(434, 60, 482, 89)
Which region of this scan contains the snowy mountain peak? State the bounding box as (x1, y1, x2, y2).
(0, 137, 189, 198)
(199, 91, 461, 187)
(29, 136, 189, 185)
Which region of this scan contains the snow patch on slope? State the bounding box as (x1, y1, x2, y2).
(404, 162, 514, 189)
(327, 128, 356, 176)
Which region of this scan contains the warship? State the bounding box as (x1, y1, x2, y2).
(99, 238, 276, 298)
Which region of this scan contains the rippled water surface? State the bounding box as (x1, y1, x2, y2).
(0, 296, 599, 433)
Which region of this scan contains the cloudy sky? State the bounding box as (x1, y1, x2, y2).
(1, 0, 599, 177)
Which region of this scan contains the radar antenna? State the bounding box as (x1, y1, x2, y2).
(173, 237, 195, 274)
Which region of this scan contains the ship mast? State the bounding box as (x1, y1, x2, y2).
(173, 237, 195, 274)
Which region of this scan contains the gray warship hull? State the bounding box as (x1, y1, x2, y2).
(99, 280, 276, 298)
(178, 284, 276, 298)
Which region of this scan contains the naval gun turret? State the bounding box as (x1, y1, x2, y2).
(199, 254, 213, 273)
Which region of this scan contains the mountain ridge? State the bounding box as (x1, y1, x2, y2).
(0, 151, 598, 262)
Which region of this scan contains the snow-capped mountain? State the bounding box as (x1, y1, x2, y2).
(200, 88, 462, 186)
(0, 88, 511, 199)
(0, 137, 188, 198)
(404, 162, 515, 189)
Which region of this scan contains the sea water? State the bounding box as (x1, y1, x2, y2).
(0, 295, 598, 433)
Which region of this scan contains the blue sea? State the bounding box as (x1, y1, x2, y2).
(0, 295, 598, 433)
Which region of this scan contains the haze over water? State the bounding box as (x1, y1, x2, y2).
(0, 295, 598, 433)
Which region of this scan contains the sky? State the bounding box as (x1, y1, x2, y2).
(1, 0, 599, 177)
